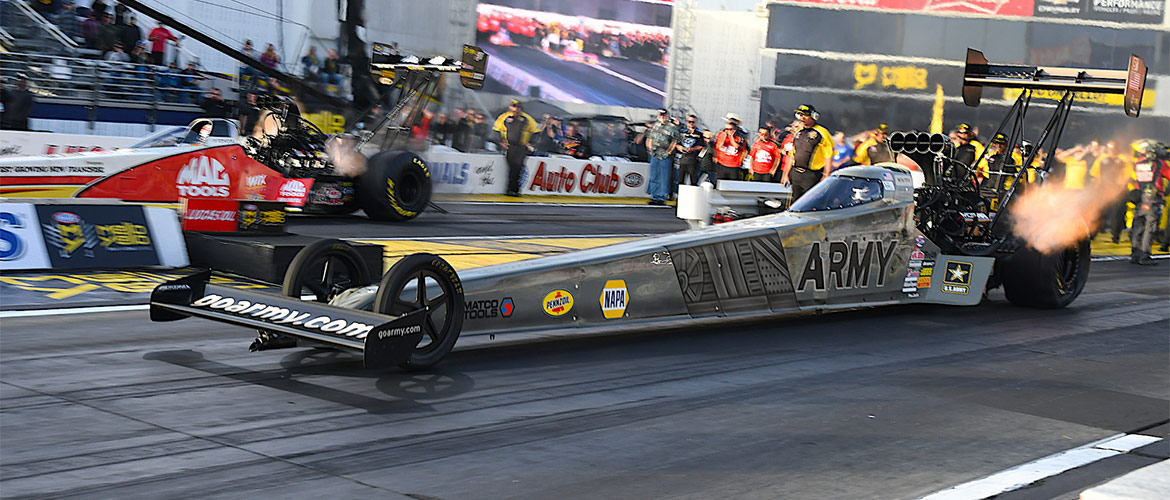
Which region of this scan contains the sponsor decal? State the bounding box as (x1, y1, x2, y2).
(269, 178, 314, 206)
(797, 239, 898, 292)
(542, 289, 574, 317)
(238, 201, 287, 233)
(185, 209, 236, 222)
(176, 156, 231, 197)
(624, 172, 644, 188)
(0, 211, 26, 260)
(246, 175, 267, 188)
(378, 324, 421, 339)
(434, 162, 470, 185)
(192, 293, 378, 338)
(942, 261, 972, 295)
(279, 180, 307, 198)
(528, 161, 624, 194)
(599, 280, 628, 319)
(35, 206, 158, 267)
(465, 297, 515, 320)
(914, 234, 925, 248)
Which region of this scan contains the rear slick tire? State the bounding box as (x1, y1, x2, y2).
(358, 151, 432, 222)
(999, 238, 1090, 308)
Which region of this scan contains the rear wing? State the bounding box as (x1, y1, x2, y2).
(962, 48, 1148, 117)
(150, 272, 426, 368)
(369, 43, 488, 90)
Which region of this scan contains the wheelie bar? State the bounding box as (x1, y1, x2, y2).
(150, 272, 426, 368)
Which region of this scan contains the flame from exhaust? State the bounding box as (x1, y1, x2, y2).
(325, 135, 367, 178)
(1009, 169, 1130, 254)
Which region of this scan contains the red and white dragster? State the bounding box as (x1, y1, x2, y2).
(0, 111, 433, 221)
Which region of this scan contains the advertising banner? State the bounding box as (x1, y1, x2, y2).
(425, 151, 650, 198)
(0, 203, 53, 270)
(0, 131, 136, 158)
(1034, 0, 1165, 24)
(182, 199, 288, 233)
(769, 0, 1035, 17)
(0, 202, 188, 271)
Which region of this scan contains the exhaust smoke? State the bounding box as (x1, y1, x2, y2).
(325, 135, 368, 178)
(1008, 168, 1130, 254)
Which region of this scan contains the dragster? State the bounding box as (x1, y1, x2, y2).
(150, 49, 1148, 370)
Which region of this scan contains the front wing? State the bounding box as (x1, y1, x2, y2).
(150, 272, 425, 368)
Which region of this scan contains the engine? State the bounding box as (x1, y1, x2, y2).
(241, 95, 340, 178)
(887, 131, 999, 254)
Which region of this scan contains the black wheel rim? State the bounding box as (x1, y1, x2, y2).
(396, 170, 423, 207)
(386, 269, 457, 355)
(1055, 246, 1081, 296)
(292, 253, 363, 302)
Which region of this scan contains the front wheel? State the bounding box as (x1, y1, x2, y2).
(998, 238, 1090, 308)
(373, 254, 464, 370)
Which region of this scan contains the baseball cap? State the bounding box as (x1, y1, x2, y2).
(875, 123, 889, 133)
(794, 104, 816, 116)
(656, 108, 668, 115)
(991, 133, 1007, 145)
(723, 112, 740, 123)
(955, 123, 971, 133)
(509, 99, 522, 108)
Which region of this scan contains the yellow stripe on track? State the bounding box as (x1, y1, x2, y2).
(353, 236, 636, 272)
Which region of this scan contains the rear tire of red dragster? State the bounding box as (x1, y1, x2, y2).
(373, 253, 464, 370)
(998, 237, 1091, 308)
(357, 151, 432, 221)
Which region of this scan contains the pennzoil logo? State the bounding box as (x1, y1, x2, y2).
(542, 289, 574, 317)
(42, 211, 152, 258)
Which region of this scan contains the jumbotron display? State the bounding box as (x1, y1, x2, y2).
(476, 0, 672, 109)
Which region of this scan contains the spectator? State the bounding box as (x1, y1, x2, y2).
(1091, 141, 1135, 243)
(492, 99, 539, 196)
(147, 21, 177, 66)
(2, 77, 35, 131)
(113, 2, 128, 25)
(118, 16, 142, 55)
(451, 108, 474, 152)
(698, 130, 717, 184)
(97, 12, 119, 54)
(714, 113, 747, 181)
(471, 111, 490, 151)
(431, 112, 453, 146)
(782, 104, 834, 202)
(301, 46, 320, 80)
(178, 62, 202, 104)
(157, 62, 180, 102)
(322, 49, 343, 88)
(1055, 145, 1089, 191)
(831, 131, 852, 170)
(31, 0, 59, 16)
(675, 114, 705, 186)
(200, 88, 229, 118)
(749, 126, 782, 183)
(88, 0, 108, 19)
(644, 108, 679, 206)
(561, 123, 588, 159)
(237, 92, 259, 135)
(533, 114, 561, 154)
(103, 42, 129, 63)
(951, 123, 983, 170)
(260, 44, 280, 69)
(81, 11, 102, 50)
(52, 1, 83, 43)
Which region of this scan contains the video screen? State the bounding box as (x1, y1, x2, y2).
(476, 0, 672, 109)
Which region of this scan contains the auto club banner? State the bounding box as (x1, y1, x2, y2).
(0, 202, 189, 271)
(424, 151, 650, 198)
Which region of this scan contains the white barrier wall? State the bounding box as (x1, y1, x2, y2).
(0, 131, 137, 157)
(425, 152, 650, 198)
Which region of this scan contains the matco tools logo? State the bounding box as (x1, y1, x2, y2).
(176, 156, 231, 197)
(542, 289, 574, 317)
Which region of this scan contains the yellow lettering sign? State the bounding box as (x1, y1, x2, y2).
(854, 63, 877, 90)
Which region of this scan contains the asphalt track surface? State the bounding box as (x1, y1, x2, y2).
(482, 45, 665, 108)
(2, 203, 1168, 499)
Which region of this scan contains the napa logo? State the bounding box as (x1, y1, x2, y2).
(599, 280, 628, 319)
(176, 156, 231, 197)
(542, 289, 574, 317)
